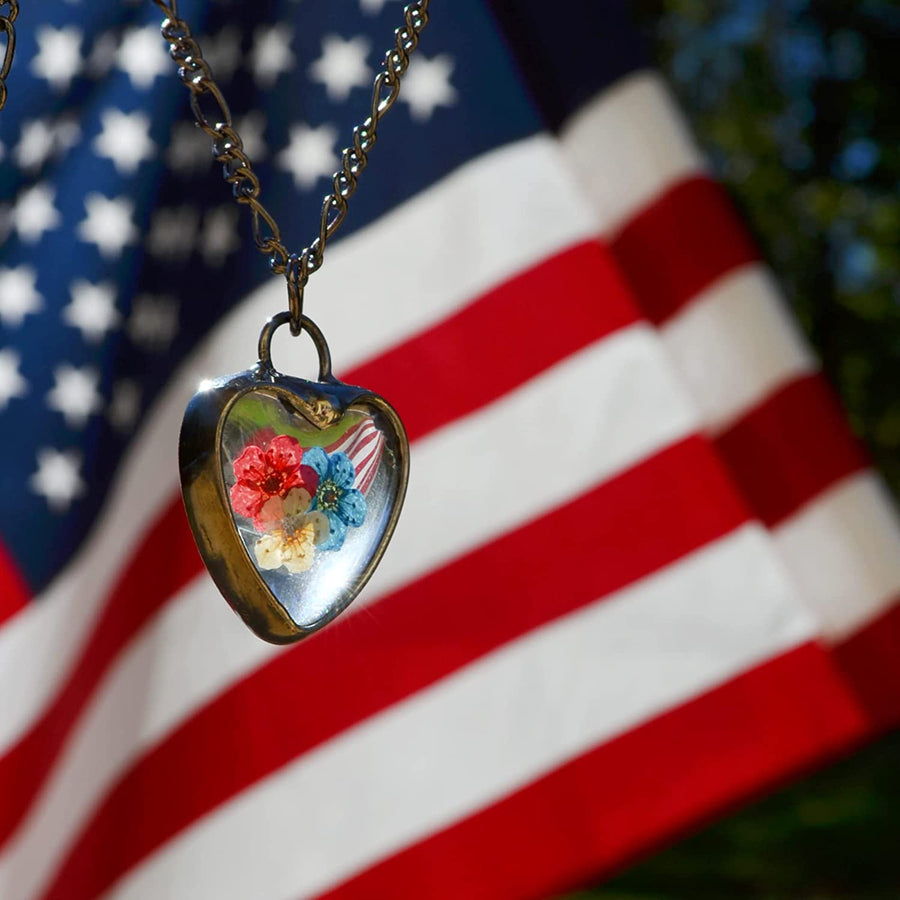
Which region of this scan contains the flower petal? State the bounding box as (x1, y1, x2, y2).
(254, 533, 284, 570)
(298, 464, 319, 495)
(337, 488, 366, 528)
(256, 495, 285, 529)
(283, 487, 312, 517)
(230, 481, 266, 519)
(232, 444, 267, 484)
(328, 451, 356, 489)
(265, 434, 303, 475)
(303, 446, 329, 479)
(303, 510, 331, 545)
(317, 512, 347, 551)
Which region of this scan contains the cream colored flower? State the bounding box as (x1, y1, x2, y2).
(254, 520, 317, 573)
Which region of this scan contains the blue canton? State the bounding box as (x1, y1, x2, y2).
(0, 0, 542, 592)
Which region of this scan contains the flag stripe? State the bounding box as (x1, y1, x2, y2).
(558, 71, 705, 236)
(715, 374, 869, 527)
(318, 642, 863, 900)
(0, 132, 598, 754)
(772, 472, 900, 642)
(43, 527, 820, 900)
(0, 544, 29, 626)
(0, 237, 639, 850)
(610, 176, 760, 325)
(554, 66, 900, 730)
(29, 434, 750, 900)
(832, 601, 900, 729)
(347, 240, 639, 440)
(0, 498, 198, 848)
(4, 319, 702, 893)
(658, 264, 818, 433)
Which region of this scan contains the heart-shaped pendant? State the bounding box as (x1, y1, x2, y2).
(179, 312, 409, 644)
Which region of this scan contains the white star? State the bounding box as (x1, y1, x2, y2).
(400, 53, 457, 121)
(128, 294, 179, 351)
(47, 364, 103, 428)
(0, 348, 28, 410)
(0, 265, 43, 327)
(93, 109, 156, 174)
(11, 183, 61, 243)
(108, 379, 141, 432)
(30, 448, 86, 512)
(199, 206, 239, 266)
(116, 26, 169, 90)
(77, 194, 139, 259)
(235, 112, 267, 161)
(63, 280, 120, 343)
(250, 25, 295, 87)
(147, 206, 198, 261)
(167, 121, 210, 175)
(202, 26, 242, 82)
(31, 26, 82, 92)
(360, 0, 401, 12)
(14, 120, 55, 171)
(13, 118, 82, 172)
(310, 35, 372, 102)
(277, 123, 337, 190)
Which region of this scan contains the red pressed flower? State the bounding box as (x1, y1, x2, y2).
(230, 434, 314, 521)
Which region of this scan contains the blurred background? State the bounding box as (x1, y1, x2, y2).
(566, 1, 900, 897)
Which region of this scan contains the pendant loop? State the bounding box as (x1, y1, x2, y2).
(257, 311, 333, 382)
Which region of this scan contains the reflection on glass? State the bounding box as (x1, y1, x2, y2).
(221, 388, 403, 628)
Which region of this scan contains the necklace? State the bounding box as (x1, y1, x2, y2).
(0, 1, 16, 113)
(154, 1, 429, 644)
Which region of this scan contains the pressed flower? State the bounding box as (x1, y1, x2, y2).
(304, 447, 367, 552)
(229, 434, 316, 526)
(254, 521, 317, 574)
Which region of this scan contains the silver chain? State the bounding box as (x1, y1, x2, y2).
(154, 0, 431, 335)
(0, 0, 17, 112)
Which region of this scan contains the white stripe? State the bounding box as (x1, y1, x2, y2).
(773, 472, 900, 641)
(557, 69, 900, 651)
(0, 576, 278, 900)
(558, 70, 705, 236)
(659, 264, 819, 433)
(105, 526, 815, 900)
(0, 133, 599, 754)
(0, 323, 703, 896)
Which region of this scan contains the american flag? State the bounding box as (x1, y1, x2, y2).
(1, 1, 899, 898)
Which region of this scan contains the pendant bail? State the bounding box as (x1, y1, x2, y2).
(286, 254, 305, 336)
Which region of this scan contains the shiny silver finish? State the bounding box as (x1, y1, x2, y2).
(153, 0, 431, 334)
(179, 313, 410, 644)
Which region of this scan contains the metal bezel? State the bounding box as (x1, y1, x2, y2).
(178, 314, 410, 643)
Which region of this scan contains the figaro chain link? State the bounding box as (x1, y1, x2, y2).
(0, 0, 18, 112)
(154, 0, 431, 334)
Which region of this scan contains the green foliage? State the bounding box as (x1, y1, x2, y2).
(638, 0, 900, 493)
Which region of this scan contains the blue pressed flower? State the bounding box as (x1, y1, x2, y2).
(304, 447, 367, 552)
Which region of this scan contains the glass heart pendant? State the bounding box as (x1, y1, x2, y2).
(179, 312, 409, 643)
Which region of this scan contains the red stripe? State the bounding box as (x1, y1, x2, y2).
(342, 240, 640, 441)
(611, 176, 759, 324)
(0, 538, 29, 625)
(0, 497, 203, 848)
(714, 374, 869, 527)
(1, 240, 640, 851)
(319, 644, 865, 900)
(38, 436, 751, 900)
(832, 601, 900, 730)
